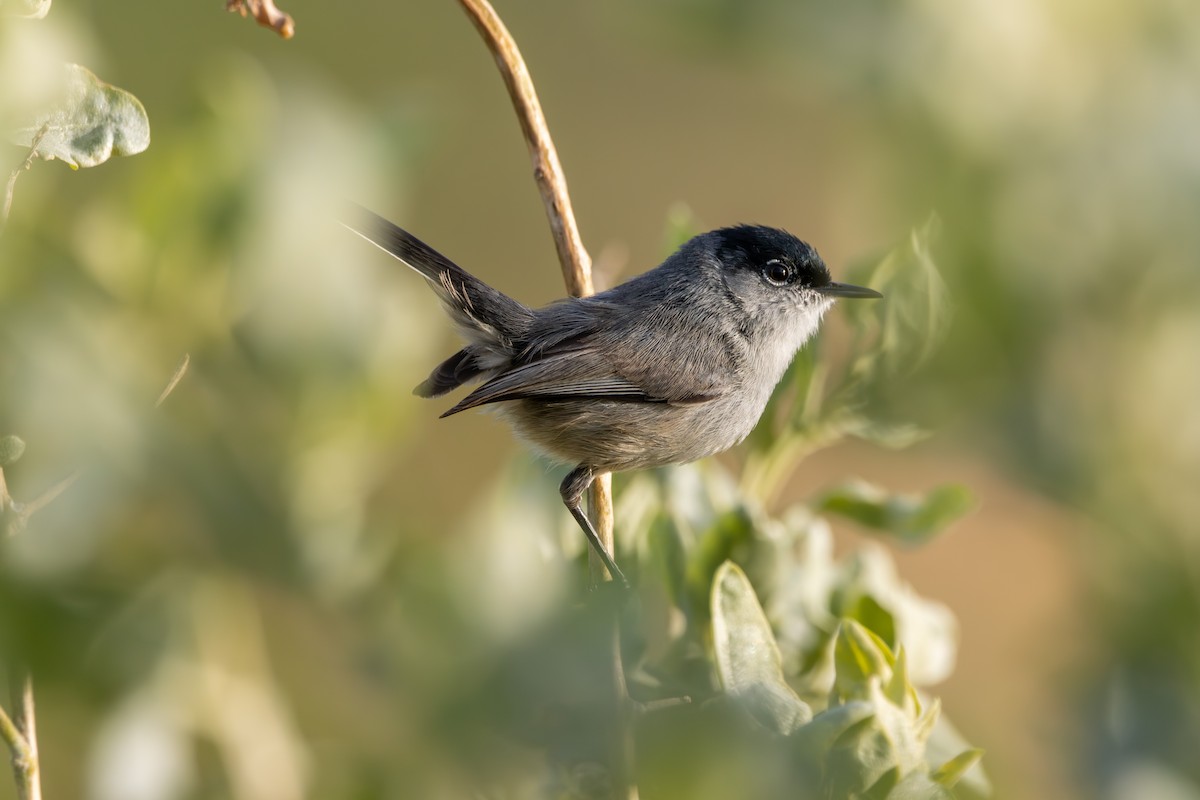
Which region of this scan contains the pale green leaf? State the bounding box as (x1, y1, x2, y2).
(11, 63, 149, 168)
(931, 747, 985, 789)
(711, 560, 812, 734)
(820, 480, 974, 544)
(846, 213, 951, 372)
(884, 771, 956, 800)
(833, 619, 895, 698)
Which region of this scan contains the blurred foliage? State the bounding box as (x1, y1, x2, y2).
(9, 63, 149, 170)
(0, 0, 1198, 799)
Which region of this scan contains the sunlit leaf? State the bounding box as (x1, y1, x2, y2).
(711, 560, 812, 734)
(931, 747, 985, 789)
(926, 715, 993, 798)
(10, 63, 149, 168)
(885, 770, 956, 799)
(841, 592, 896, 649)
(845, 214, 950, 372)
(1, 0, 50, 18)
(820, 480, 974, 544)
(833, 619, 894, 699)
(838, 415, 929, 450)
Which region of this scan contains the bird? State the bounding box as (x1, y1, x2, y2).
(345, 207, 882, 585)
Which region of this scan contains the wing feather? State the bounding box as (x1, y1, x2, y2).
(441, 349, 666, 417)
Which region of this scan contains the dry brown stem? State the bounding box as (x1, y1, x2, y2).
(225, 0, 295, 40)
(454, 3, 632, 794)
(456, 0, 616, 581)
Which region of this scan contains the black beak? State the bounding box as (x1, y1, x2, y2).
(816, 282, 883, 299)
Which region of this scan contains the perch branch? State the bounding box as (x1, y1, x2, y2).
(455, 0, 616, 583)
(454, 3, 632, 795)
(455, 0, 594, 298)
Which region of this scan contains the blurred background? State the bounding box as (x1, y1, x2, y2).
(1, 1, 1198, 798)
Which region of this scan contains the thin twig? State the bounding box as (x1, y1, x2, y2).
(0, 703, 30, 766)
(1, 124, 49, 239)
(456, 0, 615, 581)
(225, 0, 295, 39)
(155, 353, 191, 408)
(456, 0, 594, 299)
(14, 471, 80, 526)
(3, 673, 41, 800)
(455, 3, 632, 796)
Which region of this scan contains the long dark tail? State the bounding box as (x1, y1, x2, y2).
(341, 205, 535, 345)
(415, 348, 478, 398)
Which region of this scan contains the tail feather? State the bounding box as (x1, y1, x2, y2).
(414, 348, 486, 398)
(342, 205, 535, 346)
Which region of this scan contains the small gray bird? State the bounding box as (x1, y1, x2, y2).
(346, 208, 881, 584)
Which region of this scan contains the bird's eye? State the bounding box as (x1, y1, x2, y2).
(763, 259, 793, 287)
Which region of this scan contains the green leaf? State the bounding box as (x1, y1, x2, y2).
(646, 510, 688, 604)
(11, 63, 150, 168)
(845, 214, 951, 373)
(833, 619, 895, 698)
(842, 593, 897, 650)
(0, 435, 25, 466)
(711, 561, 812, 734)
(885, 771, 956, 800)
(687, 506, 755, 606)
(820, 480, 974, 544)
(838, 415, 930, 450)
(931, 747, 985, 789)
(862, 766, 902, 800)
(925, 712, 992, 798)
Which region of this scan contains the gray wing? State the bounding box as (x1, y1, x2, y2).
(440, 270, 748, 417)
(441, 325, 735, 417)
(441, 347, 703, 417)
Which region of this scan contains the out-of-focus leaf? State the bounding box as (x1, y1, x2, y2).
(825, 714, 896, 796)
(0, 434, 26, 466)
(1, 0, 50, 18)
(790, 700, 875, 760)
(823, 634, 940, 795)
(885, 770, 956, 800)
(820, 480, 974, 544)
(833, 619, 894, 699)
(862, 766, 902, 800)
(845, 214, 950, 373)
(838, 415, 930, 450)
(931, 747, 985, 789)
(711, 561, 812, 734)
(10, 63, 149, 168)
(926, 714, 993, 798)
(687, 506, 755, 606)
(841, 593, 896, 650)
(646, 511, 687, 600)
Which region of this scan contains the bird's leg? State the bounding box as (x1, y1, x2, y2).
(560, 465, 628, 587)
